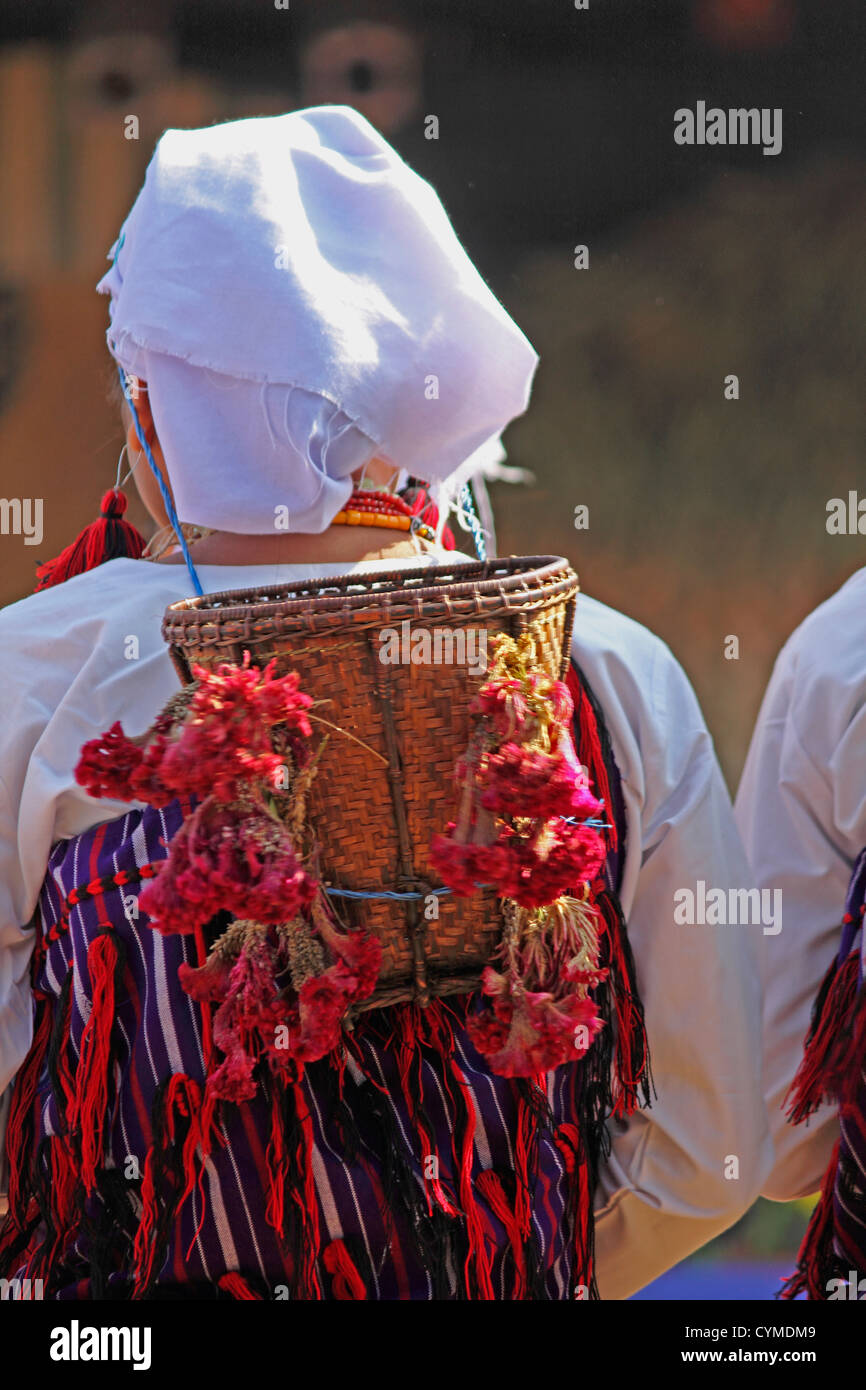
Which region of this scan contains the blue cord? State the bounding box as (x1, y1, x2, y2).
(325, 885, 454, 901)
(117, 365, 204, 597)
(457, 482, 487, 561)
(323, 820, 610, 902)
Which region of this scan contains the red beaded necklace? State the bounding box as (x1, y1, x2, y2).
(332, 487, 437, 542)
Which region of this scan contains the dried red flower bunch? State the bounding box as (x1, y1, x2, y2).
(74, 653, 381, 1101)
(430, 632, 607, 1077)
(76, 657, 313, 808)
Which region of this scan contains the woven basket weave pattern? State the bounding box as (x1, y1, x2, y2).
(162, 558, 578, 1009)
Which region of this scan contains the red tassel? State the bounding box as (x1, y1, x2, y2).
(839, 987, 866, 1107)
(71, 931, 119, 1192)
(296, 1083, 323, 1298)
(34, 488, 145, 592)
(265, 1087, 289, 1239)
(393, 1008, 458, 1219)
(132, 1074, 206, 1293)
(566, 662, 651, 1116)
(513, 1093, 534, 1244)
(166, 1070, 211, 1265)
(476, 1170, 527, 1298)
(268, 1082, 323, 1300)
(323, 1238, 367, 1300)
(4, 996, 53, 1219)
(132, 1149, 160, 1295)
(164, 1073, 203, 1211)
(48, 1134, 78, 1253)
(436, 1018, 495, 1300)
(597, 891, 647, 1117)
(405, 485, 456, 550)
(55, 980, 76, 1114)
(780, 1139, 840, 1300)
(218, 1271, 263, 1300)
(787, 952, 860, 1122)
(0, 1197, 41, 1277)
(567, 664, 617, 853)
(554, 1123, 594, 1295)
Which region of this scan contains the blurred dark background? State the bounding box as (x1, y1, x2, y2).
(1, 0, 864, 1292)
(2, 0, 865, 784)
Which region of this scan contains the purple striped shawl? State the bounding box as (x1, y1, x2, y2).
(4, 677, 635, 1301)
(783, 848, 866, 1299)
(822, 851, 866, 1293)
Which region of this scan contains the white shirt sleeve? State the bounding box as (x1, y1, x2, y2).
(0, 564, 180, 1099)
(734, 579, 866, 1202)
(573, 605, 772, 1299)
(0, 770, 37, 1102)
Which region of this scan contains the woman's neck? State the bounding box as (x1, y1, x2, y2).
(152, 525, 453, 567)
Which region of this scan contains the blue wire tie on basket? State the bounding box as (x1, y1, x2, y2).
(324, 886, 455, 902)
(323, 817, 611, 902)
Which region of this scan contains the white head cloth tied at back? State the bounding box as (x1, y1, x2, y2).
(97, 105, 539, 542)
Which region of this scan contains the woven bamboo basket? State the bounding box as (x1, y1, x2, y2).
(162, 556, 579, 1011)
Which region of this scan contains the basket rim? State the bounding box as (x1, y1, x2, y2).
(162, 554, 577, 637)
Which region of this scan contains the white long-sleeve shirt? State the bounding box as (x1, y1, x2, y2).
(0, 554, 771, 1296)
(735, 565, 866, 1203)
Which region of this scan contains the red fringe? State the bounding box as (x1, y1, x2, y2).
(71, 931, 119, 1192)
(780, 1139, 840, 1300)
(787, 952, 861, 1122)
(290, 1082, 322, 1299)
(567, 663, 648, 1115)
(391, 1003, 498, 1298)
(436, 1013, 495, 1299)
(393, 1008, 458, 1219)
(268, 1078, 322, 1295)
(55, 981, 76, 1114)
(554, 1122, 593, 1295)
(0, 1198, 39, 1271)
(164, 1073, 203, 1212)
(323, 1238, 367, 1299)
(132, 1150, 160, 1296)
(840, 988, 866, 1107)
(34, 489, 145, 592)
(48, 1134, 78, 1257)
(266, 1087, 289, 1239)
(218, 1271, 263, 1300)
(21, 1134, 82, 1287)
(132, 1073, 206, 1294)
(596, 891, 647, 1117)
(476, 1170, 527, 1298)
(513, 1093, 534, 1244)
(3, 995, 52, 1218)
(567, 665, 617, 854)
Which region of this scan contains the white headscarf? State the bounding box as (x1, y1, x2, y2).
(97, 105, 539, 537)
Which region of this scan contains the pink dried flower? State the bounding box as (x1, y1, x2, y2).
(177, 951, 233, 1004)
(480, 742, 603, 821)
(467, 973, 603, 1077)
(429, 831, 490, 894)
(75, 722, 144, 801)
(140, 795, 317, 934)
(204, 929, 290, 1102)
(494, 821, 606, 908)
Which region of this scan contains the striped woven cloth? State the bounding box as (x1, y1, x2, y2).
(1, 664, 640, 1301)
(783, 849, 866, 1299)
